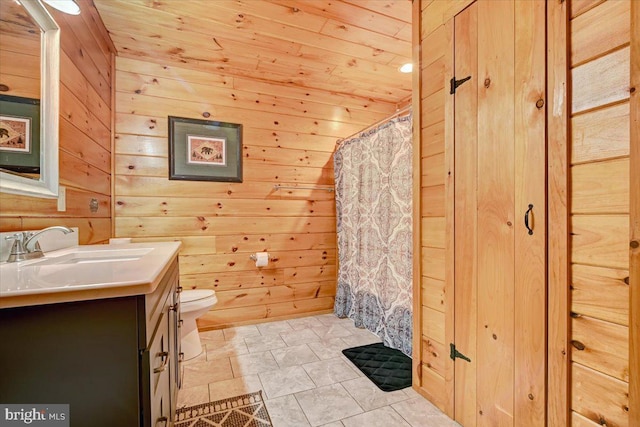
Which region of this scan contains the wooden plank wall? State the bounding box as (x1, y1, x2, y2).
(569, 0, 631, 425)
(113, 56, 397, 329)
(416, 0, 474, 416)
(630, 0, 640, 423)
(0, 0, 114, 244)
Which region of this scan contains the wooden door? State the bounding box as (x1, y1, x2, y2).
(452, 1, 546, 426)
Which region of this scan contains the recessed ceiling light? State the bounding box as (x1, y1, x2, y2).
(41, 0, 80, 15)
(399, 63, 413, 73)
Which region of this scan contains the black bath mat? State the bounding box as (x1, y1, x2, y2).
(342, 342, 412, 392)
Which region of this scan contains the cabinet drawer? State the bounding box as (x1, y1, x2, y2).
(144, 260, 178, 343)
(147, 308, 172, 426)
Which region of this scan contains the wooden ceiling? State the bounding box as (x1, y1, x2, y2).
(93, 0, 413, 108)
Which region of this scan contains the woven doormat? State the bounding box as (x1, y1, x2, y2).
(175, 391, 273, 427)
(342, 342, 412, 392)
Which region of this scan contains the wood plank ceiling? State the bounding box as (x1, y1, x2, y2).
(93, 0, 413, 107)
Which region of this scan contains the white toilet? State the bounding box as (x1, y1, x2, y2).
(180, 289, 218, 360)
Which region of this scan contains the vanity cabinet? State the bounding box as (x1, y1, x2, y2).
(0, 258, 181, 427)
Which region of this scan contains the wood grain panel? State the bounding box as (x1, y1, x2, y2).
(421, 247, 445, 281)
(60, 51, 111, 130)
(53, 5, 111, 104)
(630, 0, 640, 421)
(115, 176, 336, 200)
(422, 337, 446, 377)
(571, 0, 606, 19)
(181, 269, 284, 292)
(571, 0, 630, 66)
(418, 365, 447, 413)
(572, 215, 629, 269)
(0, 189, 110, 218)
(60, 119, 110, 173)
(513, 2, 547, 423)
(421, 90, 445, 127)
(115, 196, 335, 218)
(130, 236, 216, 255)
(420, 0, 475, 38)
(572, 264, 630, 326)
(421, 25, 446, 68)
(571, 158, 629, 214)
(197, 297, 334, 329)
(421, 277, 445, 313)
(179, 249, 335, 275)
(547, 1, 570, 424)
(422, 306, 445, 345)
(442, 17, 456, 419)
(114, 134, 167, 157)
(421, 217, 445, 249)
(476, 2, 515, 424)
(215, 233, 335, 254)
(21, 218, 111, 245)
(283, 265, 337, 285)
(59, 150, 111, 196)
(116, 217, 336, 238)
(421, 153, 445, 188)
(421, 57, 445, 98)
(572, 411, 603, 427)
(572, 46, 630, 115)
(571, 363, 629, 427)
(453, 4, 478, 425)
(214, 282, 335, 310)
(572, 315, 629, 381)
(116, 73, 383, 128)
(571, 102, 630, 164)
(421, 121, 445, 157)
(421, 185, 445, 217)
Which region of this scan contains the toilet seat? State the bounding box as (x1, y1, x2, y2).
(180, 289, 217, 313)
(182, 289, 215, 303)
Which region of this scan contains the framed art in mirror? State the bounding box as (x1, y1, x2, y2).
(168, 116, 243, 182)
(0, 95, 41, 174)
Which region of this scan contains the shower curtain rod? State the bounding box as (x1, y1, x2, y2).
(336, 105, 412, 145)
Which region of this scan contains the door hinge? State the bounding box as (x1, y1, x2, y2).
(450, 75, 471, 94)
(450, 343, 471, 362)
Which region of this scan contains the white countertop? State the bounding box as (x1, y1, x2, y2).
(0, 241, 181, 309)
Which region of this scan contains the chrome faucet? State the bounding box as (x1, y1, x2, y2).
(5, 226, 74, 262)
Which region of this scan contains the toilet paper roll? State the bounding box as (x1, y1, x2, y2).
(255, 252, 269, 267)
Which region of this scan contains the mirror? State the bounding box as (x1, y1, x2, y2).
(0, 0, 59, 198)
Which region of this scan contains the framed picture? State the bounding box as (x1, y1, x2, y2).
(168, 116, 242, 182)
(0, 95, 40, 174)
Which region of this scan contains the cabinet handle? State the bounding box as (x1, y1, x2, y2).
(179, 352, 185, 362)
(524, 204, 534, 235)
(154, 351, 170, 373)
(170, 304, 178, 312)
(155, 416, 168, 427)
(176, 286, 183, 293)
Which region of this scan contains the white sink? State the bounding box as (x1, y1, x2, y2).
(0, 242, 181, 308)
(29, 248, 153, 266)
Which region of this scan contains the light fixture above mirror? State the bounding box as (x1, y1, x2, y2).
(42, 0, 80, 15)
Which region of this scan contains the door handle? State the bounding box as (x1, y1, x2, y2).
(524, 204, 534, 235)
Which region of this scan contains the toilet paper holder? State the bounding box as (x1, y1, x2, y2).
(249, 253, 269, 261)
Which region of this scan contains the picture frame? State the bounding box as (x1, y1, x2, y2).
(168, 116, 242, 182)
(0, 95, 40, 174)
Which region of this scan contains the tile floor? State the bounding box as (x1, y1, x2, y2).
(178, 313, 460, 427)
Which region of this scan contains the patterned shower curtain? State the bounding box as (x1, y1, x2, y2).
(333, 113, 413, 357)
